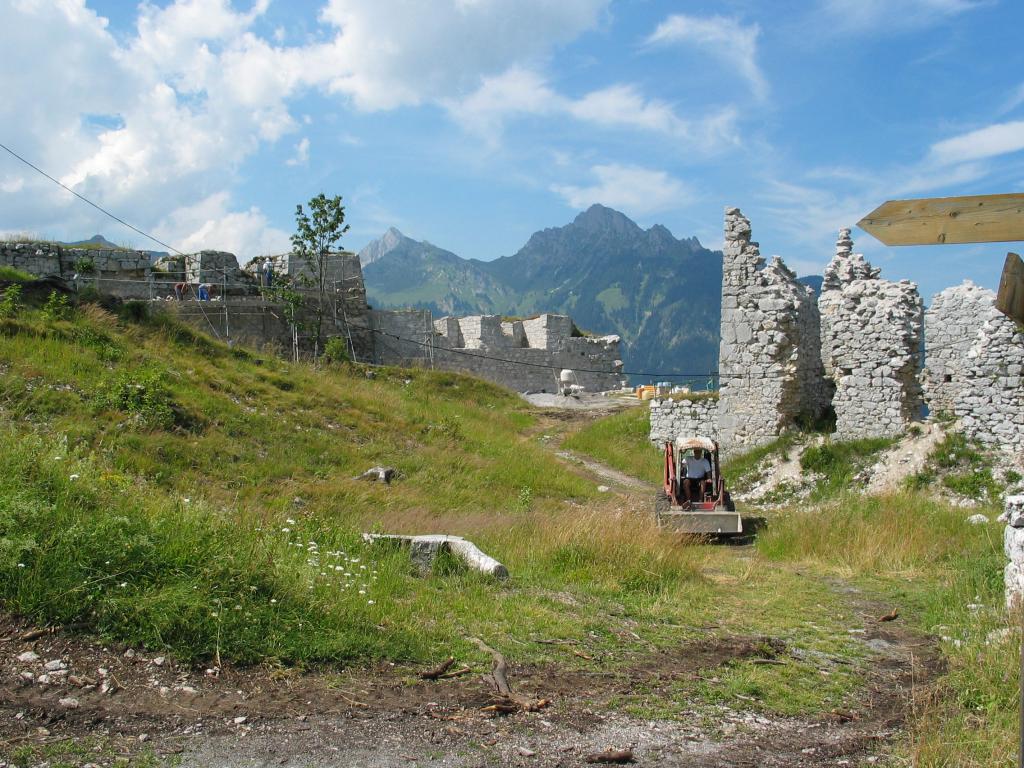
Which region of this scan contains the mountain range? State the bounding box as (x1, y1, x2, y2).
(359, 205, 727, 382)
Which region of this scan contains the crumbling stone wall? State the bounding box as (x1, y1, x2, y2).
(953, 308, 1024, 453)
(649, 396, 720, 445)
(1, 241, 151, 299)
(412, 313, 626, 393)
(717, 207, 826, 452)
(819, 231, 924, 440)
(923, 281, 998, 416)
(1003, 495, 1024, 608)
(2, 239, 625, 391)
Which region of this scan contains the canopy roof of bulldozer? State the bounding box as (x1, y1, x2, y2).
(674, 436, 718, 452)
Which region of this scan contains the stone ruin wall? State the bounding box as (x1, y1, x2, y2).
(1, 239, 626, 395)
(649, 396, 720, 445)
(951, 305, 1024, 454)
(374, 311, 628, 394)
(1003, 495, 1024, 608)
(1, 241, 152, 299)
(819, 230, 925, 440)
(923, 281, 996, 416)
(716, 207, 827, 452)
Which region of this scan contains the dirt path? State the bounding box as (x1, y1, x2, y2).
(554, 449, 650, 491)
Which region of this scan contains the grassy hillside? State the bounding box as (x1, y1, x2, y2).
(0, 297, 706, 666)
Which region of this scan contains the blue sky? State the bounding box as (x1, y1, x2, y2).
(2, 0, 1023, 302)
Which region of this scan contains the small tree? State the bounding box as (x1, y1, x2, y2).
(291, 193, 349, 355)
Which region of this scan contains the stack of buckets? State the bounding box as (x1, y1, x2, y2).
(636, 382, 673, 400)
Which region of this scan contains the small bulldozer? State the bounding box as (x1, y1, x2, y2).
(655, 436, 742, 535)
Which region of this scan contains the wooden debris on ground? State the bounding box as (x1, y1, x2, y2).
(468, 636, 550, 715)
(585, 748, 635, 764)
(420, 657, 455, 680)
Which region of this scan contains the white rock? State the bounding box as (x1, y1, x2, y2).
(17, 651, 39, 663)
(967, 514, 989, 525)
(58, 697, 80, 709)
(44, 659, 67, 671)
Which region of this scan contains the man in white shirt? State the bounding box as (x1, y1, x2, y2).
(682, 449, 712, 503)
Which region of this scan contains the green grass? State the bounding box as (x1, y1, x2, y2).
(0, 265, 34, 282)
(0, 303, 708, 666)
(0, 301, 1017, 766)
(905, 431, 1004, 504)
(561, 405, 662, 485)
(759, 492, 1012, 766)
(798, 436, 895, 501)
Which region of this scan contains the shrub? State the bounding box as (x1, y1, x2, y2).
(0, 284, 23, 319)
(323, 336, 350, 364)
(77, 284, 101, 304)
(798, 436, 894, 500)
(95, 368, 176, 429)
(41, 290, 72, 321)
(73, 256, 96, 275)
(119, 299, 150, 324)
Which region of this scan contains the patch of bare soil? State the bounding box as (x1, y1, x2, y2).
(0, 608, 938, 768)
(864, 423, 946, 494)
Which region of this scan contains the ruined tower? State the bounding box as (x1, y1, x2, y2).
(717, 207, 826, 451)
(818, 230, 924, 439)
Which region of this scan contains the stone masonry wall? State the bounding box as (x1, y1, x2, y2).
(385, 313, 628, 393)
(717, 207, 826, 452)
(3, 239, 626, 391)
(1, 241, 151, 299)
(648, 396, 720, 445)
(1002, 495, 1024, 608)
(953, 307, 1024, 453)
(923, 281, 999, 416)
(819, 230, 924, 440)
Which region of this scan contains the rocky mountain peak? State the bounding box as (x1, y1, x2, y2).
(572, 204, 640, 235)
(358, 227, 407, 267)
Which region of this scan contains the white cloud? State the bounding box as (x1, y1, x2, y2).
(645, 15, 767, 101)
(929, 121, 1024, 165)
(448, 71, 740, 152)
(286, 137, 310, 166)
(820, 0, 989, 32)
(1, 0, 619, 247)
(552, 164, 690, 216)
(1000, 83, 1024, 116)
(156, 192, 291, 258)
(316, 0, 609, 110)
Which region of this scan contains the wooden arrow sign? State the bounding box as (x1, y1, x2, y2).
(857, 193, 1024, 246)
